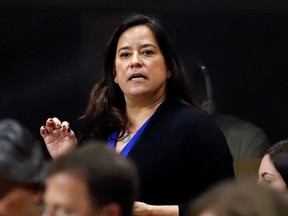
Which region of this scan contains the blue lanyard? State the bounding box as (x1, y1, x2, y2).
(107, 116, 152, 157)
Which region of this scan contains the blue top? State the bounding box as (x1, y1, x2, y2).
(107, 116, 152, 157)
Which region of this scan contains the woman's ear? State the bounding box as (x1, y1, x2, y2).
(114, 76, 119, 84)
(113, 68, 119, 84)
(166, 68, 171, 78)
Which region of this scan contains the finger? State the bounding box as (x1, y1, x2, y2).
(67, 128, 76, 138)
(40, 126, 49, 137)
(45, 117, 62, 133)
(46, 117, 61, 128)
(60, 122, 76, 143)
(52, 117, 62, 129)
(61, 121, 70, 132)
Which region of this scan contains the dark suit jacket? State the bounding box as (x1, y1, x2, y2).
(127, 100, 234, 215)
(80, 100, 235, 216)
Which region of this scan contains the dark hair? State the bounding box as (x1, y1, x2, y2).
(45, 142, 139, 216)
(0, 118, 45, 185)
(265, 139, 288, 186)
(79, 13, 194, 139)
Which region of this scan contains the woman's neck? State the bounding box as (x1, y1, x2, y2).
(125, 97, 165, 130)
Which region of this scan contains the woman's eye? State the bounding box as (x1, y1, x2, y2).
(261, 178, 272, 185)
(119, 52, 130, 58)
(143, 50, 154, 55)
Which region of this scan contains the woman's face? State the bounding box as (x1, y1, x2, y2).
(114, 25, 171, 102)
(258, 154, 287, 192)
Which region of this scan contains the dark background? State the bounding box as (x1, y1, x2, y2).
(1, 1, 288, 156)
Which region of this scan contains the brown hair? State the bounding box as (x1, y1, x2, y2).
(189, 179, 288, 216)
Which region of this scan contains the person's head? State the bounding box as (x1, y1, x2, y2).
(258, 139, 288, 192)
(0, 118, 45, 216)
(189, 179, 288, 216)
(81, 14, 194, 136)
(43, 141, 139, 216)
(183, 56, 215, 115)
(106, 13, 193, 103)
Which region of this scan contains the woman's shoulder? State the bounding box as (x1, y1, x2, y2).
(167, 101, 212, 121)
(155, 100, 217, 130)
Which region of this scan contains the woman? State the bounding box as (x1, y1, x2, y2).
(40, 13, 235, 216)
(258, 139, 288, 192)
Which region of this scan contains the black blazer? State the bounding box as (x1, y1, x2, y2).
(79, 99, 235, 216)
(127, 100, 235, 216)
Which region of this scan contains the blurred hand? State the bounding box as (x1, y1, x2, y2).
(133, 201, 151, 216)
(40, 117, 77, 158)
(133, 201, 178, 216)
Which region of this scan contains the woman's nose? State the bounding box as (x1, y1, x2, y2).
(130, 53, 143, 68)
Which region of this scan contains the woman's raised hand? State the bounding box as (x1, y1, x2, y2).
(40, 117, 78, 158)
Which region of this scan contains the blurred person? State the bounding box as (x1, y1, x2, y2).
(40, 13, 234, 216)
(42, 141, 139, 216)
(258, 139, 288, 192)
(189, 179, 288, 216)
(0, 118, 46, 216)
(183, 56, 270, 159)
